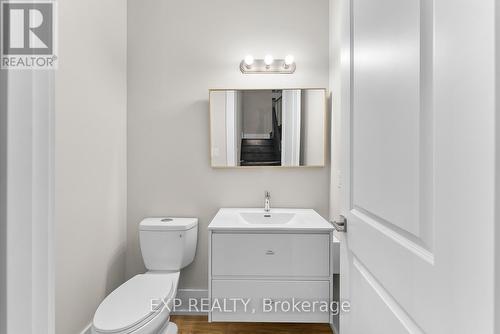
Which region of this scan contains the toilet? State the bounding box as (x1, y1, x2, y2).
(92, 217, 198, 334)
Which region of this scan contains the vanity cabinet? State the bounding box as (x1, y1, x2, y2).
(208, 222, 334, 323)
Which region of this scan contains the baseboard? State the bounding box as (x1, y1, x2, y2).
(172, 288, 208, 315)
(80, 323, 92, 334)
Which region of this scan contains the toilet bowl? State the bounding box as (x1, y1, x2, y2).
(92, 218, 198, 334)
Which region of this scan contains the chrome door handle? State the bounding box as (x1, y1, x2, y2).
(265, 250, 275, 255)
(331, 215, 347, 232)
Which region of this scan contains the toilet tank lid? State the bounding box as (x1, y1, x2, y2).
(140, 217, 198, 231)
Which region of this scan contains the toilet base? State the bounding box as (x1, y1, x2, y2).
(159, 321, 178, 334)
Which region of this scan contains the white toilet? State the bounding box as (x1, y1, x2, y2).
(92, 217, 198, 334)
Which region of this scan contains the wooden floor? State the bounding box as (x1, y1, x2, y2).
(169, 315, 332, 334)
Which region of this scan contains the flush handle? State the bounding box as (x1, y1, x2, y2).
(331, 215, 347, 232)
(265, 250, 275, 255)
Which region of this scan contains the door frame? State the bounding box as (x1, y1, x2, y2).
(329, 0, 352, 333)
(0, 69, 55, 334)
(282, 89, 302, 166)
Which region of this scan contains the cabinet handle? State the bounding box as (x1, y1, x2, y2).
(265, 250, 275, 255)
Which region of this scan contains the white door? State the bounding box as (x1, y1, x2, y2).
(225, 90, 238, 166)
(330, 0, 498, 333)
(282, 89, 301, 166)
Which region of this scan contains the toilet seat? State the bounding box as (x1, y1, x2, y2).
(93, 272, 179, 334)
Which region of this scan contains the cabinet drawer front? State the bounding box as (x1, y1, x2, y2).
(211, 280, 330, 323)
(212, 233, 329, 277)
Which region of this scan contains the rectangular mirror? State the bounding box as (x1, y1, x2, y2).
(209, 89, 326, 167)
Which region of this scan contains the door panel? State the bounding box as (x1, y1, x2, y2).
(353, 0, 421, 237)
(350, 258, 423, 334)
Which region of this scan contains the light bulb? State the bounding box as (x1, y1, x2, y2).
(264, 54, 274, 66)
(244, 55, 254, 66)
(285, 54, 295, 65)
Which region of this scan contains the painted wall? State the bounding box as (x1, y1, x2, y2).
(54, 0, 127, 332)
(127, 0, 330, 290)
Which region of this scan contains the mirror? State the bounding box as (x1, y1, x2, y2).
(210, 89, 326, 167)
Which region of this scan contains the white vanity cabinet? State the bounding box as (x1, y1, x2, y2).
(208, 208, 334, 323)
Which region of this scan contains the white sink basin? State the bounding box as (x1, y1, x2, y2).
(240, 212, 295, 225)
(208, 208, 333, 231)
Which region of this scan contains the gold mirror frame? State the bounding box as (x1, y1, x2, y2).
(208, 88, 328, 169)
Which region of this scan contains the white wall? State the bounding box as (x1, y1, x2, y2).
(54, 0, 127, 332)
(127, 0, 330, 290)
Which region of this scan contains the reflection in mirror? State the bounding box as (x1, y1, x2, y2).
(210, 89, 326, 167)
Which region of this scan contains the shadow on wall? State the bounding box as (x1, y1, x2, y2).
(0, 69, 8, 334)
(105, 245, 128, 296)
(195, 99, 210, 123)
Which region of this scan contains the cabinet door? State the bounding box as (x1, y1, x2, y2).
(211, 280, 330, 323)
(211, 233, 330, 277)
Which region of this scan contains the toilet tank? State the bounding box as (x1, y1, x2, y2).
(139, 217, 198, 271)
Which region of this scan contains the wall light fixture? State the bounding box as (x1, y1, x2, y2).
(240, 54, 296, 74)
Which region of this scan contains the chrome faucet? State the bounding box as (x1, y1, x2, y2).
(264, 191, 271, 212)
